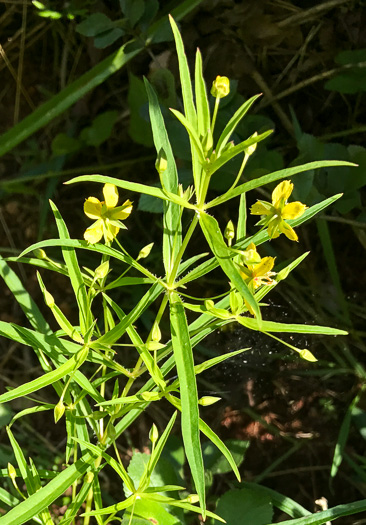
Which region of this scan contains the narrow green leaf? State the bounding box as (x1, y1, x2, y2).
(0, 256, 51, 334)
(0, 44, 142, 158)
(170, 108, 206, 163)
(19, 238, 159, 282)
(317, 219, 351, 325)
(263, 499, 366, 525)
(181, 194, 343, 287)
(96, 282, 163, 346)
(0, 2, 202, 158)
(330, 395, 359, 480)
(139, 412, 177, 491)
(240, 482, 311, 518)
(72, 438, 135, 494)
(195, 49, 210, 138)
(177, 252, 209, 276)
(216, 94, 261, 156)
(207, 130, 272, 177)
(0, 453, 95, 524)
(144, 78, 182, 276)
(206, 160, 356, 208)
(169, 291, 206, 517)
(58, 470, 96, 525)
(102, 293, 166, 388)
(49, 201, 89, 335)
(10, 405, 54, 427)
(254, 252, 310, 303)
(7, 427, 36, 496)
(199, 212, 260, 320)
(237, 317, 347, 335)
(0, 354, 82, 405)
(169, 16, 197, 128)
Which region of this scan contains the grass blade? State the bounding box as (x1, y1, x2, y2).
(264, 499, 366, 525)
(0, 2, 203, 157)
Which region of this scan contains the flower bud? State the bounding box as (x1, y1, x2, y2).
(198, 396, 221, 406)
(54, 399, 65, 423)
(137, 243, 154, 261)
(224, 220, 235, 245)
(155, 148, 168, 175)
(151, 321, 161, 342)
(186, 494, 199, 504)
(33, 249, 47, 259)
(7, 463, 16, 482)
(211, 76, 230, 98)
(245, 132, 258, 156)
(149, 423, 159, 444)
(299, 349, 317, 362)
(44, 289, 55, 308)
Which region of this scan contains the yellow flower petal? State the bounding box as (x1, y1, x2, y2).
(267, 218, 281, 239)
(282, 201, 307, 220)
(253, 256, 275, 277)
(279, 220, 298, 241)
(111, 200, 133, 220)
(104, 223, 119, 243)
(272, 180, 293, 206)
(84, 220, 104, 244)
(84, 197, 102, 219)
(103, 183, 119, 208)
(250, 201, 273, 215)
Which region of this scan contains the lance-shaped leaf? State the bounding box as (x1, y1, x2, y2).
(207, 130, 272, 177)
(199, 212, 260, 320)
(169, 291, 206, 517)
(206, 160, 357, 208)
(237, 316, 347, 335)
(195, 49, 210, 139)
(0, 350, 88, 405)
(170, 108, 206, 163)
(145, 79, 182, 276)
(49, 201, 90, 336)
(167, 394, 241, 482)
(216, 94, 262, 156)
(263, 499, 366, 525)
(138, 412, 177, 492)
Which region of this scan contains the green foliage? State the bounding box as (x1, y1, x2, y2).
(0, 12, 364, 525)
(325, 49, 366, 94)
(214, 488, 273, 525)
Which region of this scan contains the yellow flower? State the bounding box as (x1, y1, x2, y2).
(211, 75, 230, 98)
(250, 180, 307, 241)
(239, 243, 276, 292)
(237, 243, 276, 315)
(83, 183, 132, 244)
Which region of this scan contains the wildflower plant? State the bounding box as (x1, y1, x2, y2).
(0, 15, 361, 525)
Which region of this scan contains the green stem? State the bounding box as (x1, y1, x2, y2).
(211, 97, 220, 134)
(167, 213, 199, 287)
